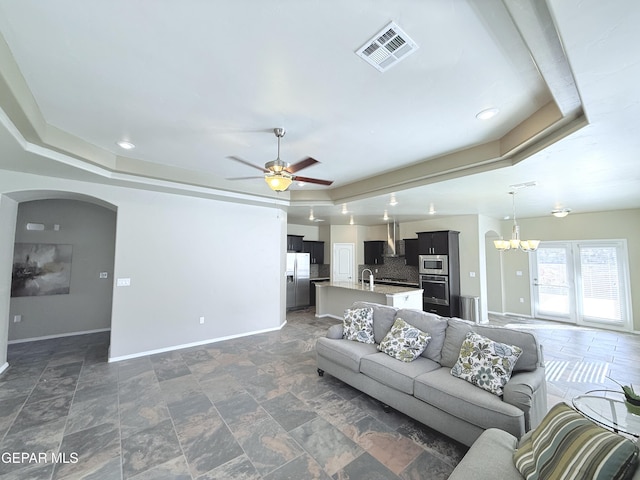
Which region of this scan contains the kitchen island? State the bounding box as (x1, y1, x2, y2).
(315, 281, 423, 319)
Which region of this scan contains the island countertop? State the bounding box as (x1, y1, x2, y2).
(315, 281, 423, 319)
(316, 281, 422, 296)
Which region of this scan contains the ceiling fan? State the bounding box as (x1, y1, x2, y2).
(227, 128, 334, 192)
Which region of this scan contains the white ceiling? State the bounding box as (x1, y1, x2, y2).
(0, 0, 638, 225)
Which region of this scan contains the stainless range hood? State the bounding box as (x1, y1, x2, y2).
(384, 221, 403, 257)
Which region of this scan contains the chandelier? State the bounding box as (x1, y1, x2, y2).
(494, 191, 540, 252)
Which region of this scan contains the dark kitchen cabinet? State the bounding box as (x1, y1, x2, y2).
(403, 238, 419, 266)
(287, 235, 304, 252)
(418, 230, 457, 255)
(364, 241, 385, 265)
(303, 241, 325, 265)
(417, 230, 461, 317)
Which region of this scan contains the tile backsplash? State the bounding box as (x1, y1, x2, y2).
(359, 256, 419, 284)
(310, 263, 330, 279)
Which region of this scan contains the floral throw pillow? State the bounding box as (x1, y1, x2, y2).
(451, 331, 522, 396)
(378, 317, 431, 362)
(342, 307, 375, 344)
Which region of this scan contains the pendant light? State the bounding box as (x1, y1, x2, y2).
(494, 191, 540, 252)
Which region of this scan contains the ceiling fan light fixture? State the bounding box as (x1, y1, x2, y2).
(265, 173, 292, 192)
(264, 159, 289, 173)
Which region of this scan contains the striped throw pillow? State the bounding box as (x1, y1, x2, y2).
(513, 403, 639, 480)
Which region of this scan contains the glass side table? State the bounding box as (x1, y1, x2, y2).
(572, 389, 640, 438)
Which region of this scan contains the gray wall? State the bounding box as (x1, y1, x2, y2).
(9, 199, 116, 341)
(0, 169, 286, 363)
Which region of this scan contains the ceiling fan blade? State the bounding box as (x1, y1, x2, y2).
(228, 156, 268, 173)
(293, 175, 334, 186)
(285, 157, 318, 174)
(226, 176, 264, 181)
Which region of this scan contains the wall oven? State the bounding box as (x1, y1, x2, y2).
(418, 254, 448, 275)
(420, 275, 449, 306)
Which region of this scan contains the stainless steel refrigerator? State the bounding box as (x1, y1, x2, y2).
(286, 253, 310, 309)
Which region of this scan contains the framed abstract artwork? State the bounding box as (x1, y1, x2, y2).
(11, 243, 73, 297)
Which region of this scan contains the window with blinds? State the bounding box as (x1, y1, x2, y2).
(579, 245, 623, 323)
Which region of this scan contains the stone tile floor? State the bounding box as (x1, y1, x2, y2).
(0, 308, 638, 479)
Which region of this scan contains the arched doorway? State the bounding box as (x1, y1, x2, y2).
(0, 190, 117, 371)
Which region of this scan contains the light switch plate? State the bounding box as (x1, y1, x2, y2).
(99, 272, 108, 279)
(116, 278, 131, 287)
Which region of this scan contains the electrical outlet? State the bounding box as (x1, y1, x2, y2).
(13, 315, 22, 323)
(199, 316, 205, 324)
(520, 298, 525, 303)
(469, 272, 476, 277)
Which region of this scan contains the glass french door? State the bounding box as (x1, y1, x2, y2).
(532, 243, 576, 323)
(532, 241, 631, 330)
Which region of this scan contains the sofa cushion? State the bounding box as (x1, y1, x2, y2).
(414, 368, 524, 435)
(513, 402, 639, 480)
(316, 337, 379, 372)
(441, 318, 540, 372)
(395, 308, 448, 363)
(451, 332, 522, 396)
(352, 301, 398, 344)
(343, 307, 375, 344)
(378, 317, 431, 362)
(361, 353, 440, 395)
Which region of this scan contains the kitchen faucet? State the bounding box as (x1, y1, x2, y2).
(361, 268, 374, 289)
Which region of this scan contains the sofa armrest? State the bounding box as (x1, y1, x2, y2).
(326, 324, 344, 339)
(448, 428, 521, 480)
(503, 368, 548, 432)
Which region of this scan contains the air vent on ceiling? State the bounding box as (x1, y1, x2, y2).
(356, 21, 419, 72)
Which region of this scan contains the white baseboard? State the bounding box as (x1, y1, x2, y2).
(0, 362, 8, 375)
(108, 323, 286, 363)
(8, 328, 111, 344)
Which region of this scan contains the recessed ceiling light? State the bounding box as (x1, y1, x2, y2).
(389, 194, 398, 206)
(116, 140, 135, 150)
(341, 204, 348, 214)
(476, 108, 499, 120)
(383, 210, 389, 221)
(349, 215, 354, 225)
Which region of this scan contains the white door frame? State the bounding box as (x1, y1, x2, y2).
(531, 241, 577, 323)
(531, 239, 633, 331)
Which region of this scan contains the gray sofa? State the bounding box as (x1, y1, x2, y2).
(449, 426, 640, 480)
(315, 301, 547, 447)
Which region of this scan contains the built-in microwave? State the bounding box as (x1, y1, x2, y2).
(418, 254, 448, 275)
